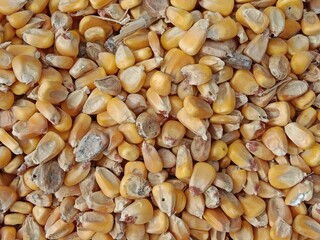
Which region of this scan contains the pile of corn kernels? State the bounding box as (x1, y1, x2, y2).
(0, 0, 320, 239)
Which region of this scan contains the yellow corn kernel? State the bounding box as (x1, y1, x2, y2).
(148, 71, 172, 97)
(38, 81, 68, 105)
(115, 45, 135, 70)
(84, 26, 108, 43)
(174, 145, 193, 182)
(200, 0, 234, 16)
(212, 82, 236, 114)
(95, 167, 120, 198)
(267, 38, 288, 56)
(285, 179, 313, 206)
(301, 11, 320, 36)
(148, 30, 164, 58)
(270, 217, 292, 240)
(31, 206, 51, 226)
(64, 162, 91, 187)
(236, 3, 269, 34)
(0, 226, 16, 240)
(146, 88, 172, 117)
(301, 143, 320, 167)
(160, 27, 186, 51)
(97, 52, 118, 75)
(252, 64, 275, 89)
(238, 193, 266, 217)
(290, 51, 314, 75)
(123, 161, 147, 179)
(156, 120, 185, 148)
(199, 56, 225, 74)
(123, 33, 149, 51)
(107, 97, 136, 124)
(169, 215, 191, 240)
(35, 100, 61, 125)
(124, 223, 146, 240)
(146, 209, 169, 234)
(0, 0, 27, 15)
(230, 69, 259, 95)
(24, 0, 47, 13)
(265, 101, 290, 126)
(17, 136, 40, 155)
(141, 141, 163, 173)
(55, 30, 80, 57)
(0, 128, 22, 155)
(118, 123, 143, 144)
(82, 88, 112, 115)
(89, 0, 112, 9)
(293, 215, 320, 239)
(220, 190, 244, 219)
(174, 189, 186, 214)
(118, 140, 140, 162)
(45, 219, 74, 239)
(264, 6, 285, 37)
(74, 66, 106, 89)
(244, 30, 270, 64)
(0, 91, 14, 110)
(6, 10, 32, 29)
(30, 131, 66, 165)
(278, 18, 301, 39)
(44, 54, 74, 70)
(287, 34, 309, 56)
(21, 29, 54, 49)
(152, 182, 176, 216)
(10, 201, 33, 214)
(208, 17, 238, 41)
(11, 54, 42, 85)
(189, 162, 216, 195)
(3, 155, 23, 175)
(227, 165, 247, 194)
(11, 82, 30, 96)
(209, 140, 228, 161)
(245, 141, 275, 161)
(228, 139, 257, 171)
(37, 67, 63, 85)
(181, 64, 212, 86)
(51, 108, 71, 133)
(183, 96, 213, 119)
(284, 122, 315, 150)
(276, 0, 304, 20)
(203, 10, 223, 26)
(178, 108, 209, 140)
(67, 113, 91, 148)
(22, 167, 39, 191)
(268, 165, 305, 189)
(119, 66, 146, 94)
(182, 211, 211, 233)
(78, 15, 113, 35)
(170, 0, 196, 11)
(161, 48, 195, 84)
(203, 208, 230, 232)
(92, 232, 113, 240)
(0, 146, 12, 170)
(291, 90, 316, 111)
(120, 199, 153, 224)
(262, 127, 288, 157)
(179, 19, 209, 56)
(4, 213, 26, 225)
(166, 6, 194, 31)
(61, 88, 88, 116)
(96, 111, 117, 128)
(296, 107, 317, 128)
(133, 47, 153, 62)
